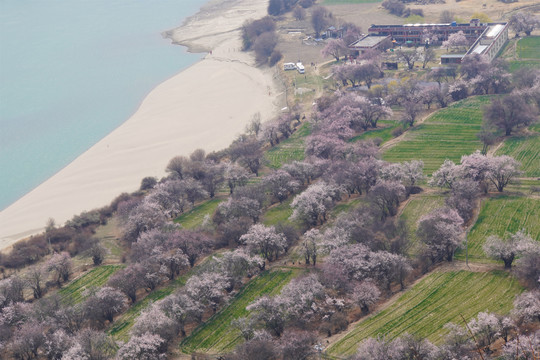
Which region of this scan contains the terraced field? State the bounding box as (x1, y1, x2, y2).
(496, 133, 540, 177)
(59, 265, 125, 304)
(383, 96, 489, 175)
(262, 197, 295, 226)
(508, 60, 540, 72)
(458, 196, 540, 262)
(110, 258, 214, 341)
(350, 120, 400, 145)
(516, 36, 540, 59)
(399, 193, 446, 252)
(327, 270, 523, 357)
(265, 123, 311, 169)
(174, 198, 223, 229)
(180, 270, 297, 354)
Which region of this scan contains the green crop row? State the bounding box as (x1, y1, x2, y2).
(351, 121, 400, 145)
(327, 270, 523, 357)
(265, 123, 311, 169)
(262, 197, 295, 226)
(516, 36, 540, 59)
(496, 133, 540, 177)
(383, 97, 490, 174)
(458, 196, 540, 262)
(174, 198, 223, 229)
(180, 270, 297, 354)
(399, 193, 446, 253)
(59, 265, 125, 305)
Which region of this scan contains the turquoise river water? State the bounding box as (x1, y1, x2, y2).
(0, 0, 207, 210)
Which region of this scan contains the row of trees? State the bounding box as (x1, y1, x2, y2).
(241, 17, 281, 65)
(267, 0, 315, 16)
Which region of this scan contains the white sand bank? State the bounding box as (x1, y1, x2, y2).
(0, 0, 280, 250)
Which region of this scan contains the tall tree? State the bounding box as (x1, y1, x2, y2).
(483, 230, 535, 269)
(311, 6, 328, 38)
(509, 12, 540, 36)
(322, 38, 348, 62)
(417, 207, 463, 263)
(395, 49, 420, 70)
(484, 94, 537, 136)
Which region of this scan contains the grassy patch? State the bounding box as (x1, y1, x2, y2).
(174, 198, 223, 229)
(496, 134, 540, 177)
(508, 60, 540, 72)
(516, 36, 540, 59)
(458, 196, 540, 262)
(180, 270, 297, 354)
(504, 178, 540, 194)
(93, 217, 124, 261)
(383, 96, 489, 175)
(400, 193, 446, 252)
(331, 197, 366, 217)
(262, 197, 294, 226)
(327, 270, 523, 357)
(59, 265, 125, 304)
(265, 123, 311, 169)
(350, 121, 400, 145)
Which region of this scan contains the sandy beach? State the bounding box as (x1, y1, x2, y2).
(0, 0, 281, 250)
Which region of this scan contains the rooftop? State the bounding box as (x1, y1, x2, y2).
(349, 35, 390, 48)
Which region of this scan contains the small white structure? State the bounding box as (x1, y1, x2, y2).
(296, 62, 305, 74)
(284, 62, 296, 70)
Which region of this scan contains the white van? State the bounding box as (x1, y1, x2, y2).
(283, 62, 296, 70)
(296, 62, 305, 74)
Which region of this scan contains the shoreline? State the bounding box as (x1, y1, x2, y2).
(0, 0, 281, 250)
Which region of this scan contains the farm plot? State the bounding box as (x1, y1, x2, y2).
(495, 134, 540, 177)
(262, 197, 295, 226)
(516, 36, 540, 59)
(327, 270, 523, 357)
(59, 265, 124, 304)
(174, 198, 223, 229)
(265, 123, 311, 169)
(458, 196, 540, 262)
(180, 270, 297, 354)
(399, 193, 445, 252)
(383, 96, 489, 175)
(350, 120, 400, 145)
(508, 60, 540, 73)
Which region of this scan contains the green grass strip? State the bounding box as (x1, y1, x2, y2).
(383, 96, 490, 175)
(457, 196, 540, 262)
(265, 123, 311, 169)
(350, 121, 400, 145)
(400, 193, 446, 252)
(262, 197, 295, 226)
(496, 133, 540, 177)
(327, 270, 523, 357)
(174, 198, 223, 229)
(59, 265, 125, 304)
(180, 269, 297, 354)
(516, 36, 540, 59)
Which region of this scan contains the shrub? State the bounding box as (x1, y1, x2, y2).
(392, 126, 404, 138)
(269, 50, 283, 66)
